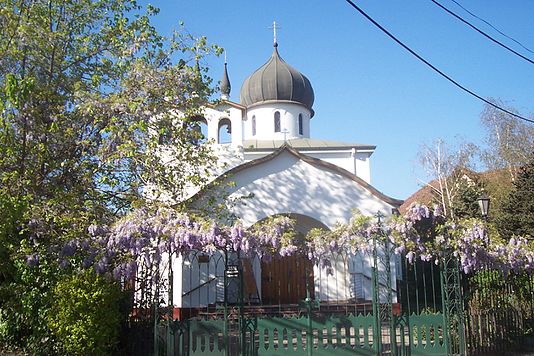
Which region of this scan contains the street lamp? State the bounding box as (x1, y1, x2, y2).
(477, 193, 490, 219)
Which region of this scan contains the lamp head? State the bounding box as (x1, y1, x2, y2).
(477, 193, 490, 218)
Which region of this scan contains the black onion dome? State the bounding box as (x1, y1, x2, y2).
(240, 44, 314, 110)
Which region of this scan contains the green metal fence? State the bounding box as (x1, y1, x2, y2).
(164, 313, 452, 356)
(123, 226, 475, 356)
(119, 223, 529, 356)
(121, 261, 533, 356)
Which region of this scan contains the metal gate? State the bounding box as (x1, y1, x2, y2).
(140, 226, 471, 356)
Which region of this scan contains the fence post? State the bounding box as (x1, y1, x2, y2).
(167, 244, 175, 356)
(372, 230, 382, 355)
(224, 248, 229, 356)
(440, 252, 467, 356)
(440, 262, 450, 355)
(455, 258, 467, 356)
(305, 264, 313, 356)
(239, 250, 246, 356)
(153, 300, 159, 356)
(373, 211, 397, 355)
(154, 252, 161, 356)
(383, 224, 396, 356)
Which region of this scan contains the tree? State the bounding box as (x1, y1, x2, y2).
(418, 139, 482, 220)
(496, 153, 534, 239)
(480, 99, 534, 183)
(449, 172, 484, 219)
(0, 0, 219, 352)
(479, 99, 534, 224)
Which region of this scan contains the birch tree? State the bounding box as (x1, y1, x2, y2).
(418, 139, 480, 220)
(480, 99, 534, 182)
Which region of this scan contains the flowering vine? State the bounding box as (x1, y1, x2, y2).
(388, 203, 533, 274)
(27, 204, 534, 280)
(27, 208, 299, 281)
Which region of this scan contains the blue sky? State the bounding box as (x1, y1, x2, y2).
(143, 0, 534, 200)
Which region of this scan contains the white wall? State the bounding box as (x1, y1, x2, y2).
(243, 149, 372, 184)
(245, 102, 312, 140)
(174, 150, 399, 307)
(203, 106, 244, 146)
(222, 150, 393, 228)
(354, 152, 372, 183)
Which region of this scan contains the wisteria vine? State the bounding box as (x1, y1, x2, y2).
(26, 204, 533, 281)
(389, 203, 533, 274)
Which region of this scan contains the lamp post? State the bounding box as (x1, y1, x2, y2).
(477, 193, 490, 220)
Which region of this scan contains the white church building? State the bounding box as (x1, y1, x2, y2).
(173, 37, 403, 314)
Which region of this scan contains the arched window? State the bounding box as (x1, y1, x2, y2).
(298, 114, 303, 135)
(218, 118, 232, 144)
(252, 115, 256, 136)
(274, 111, 281, 133)
(176, 115, 207, 145)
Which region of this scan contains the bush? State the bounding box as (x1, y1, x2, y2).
(46, 271, 123, 355)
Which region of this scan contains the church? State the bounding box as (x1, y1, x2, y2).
(174, 35, 403, 313)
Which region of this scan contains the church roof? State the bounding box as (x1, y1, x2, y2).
(242, 138, 375, 151)
(189, 144, 402, 207)
(239, 43, 314, 110)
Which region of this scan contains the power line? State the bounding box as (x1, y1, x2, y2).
(342, 0, 534, 125)
(429, 0, 534, 65)
(450, 0, 534, 55)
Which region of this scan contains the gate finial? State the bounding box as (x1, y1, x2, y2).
(375, 211, 384, 224)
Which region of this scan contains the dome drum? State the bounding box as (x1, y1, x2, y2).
(244, 102, 311, 140)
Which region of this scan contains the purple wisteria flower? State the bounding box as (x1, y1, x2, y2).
(60, 239, 78, 257)
(50, 204, 534, 281)
(405, 203, 431, 222)
(26, 253, 39, 267)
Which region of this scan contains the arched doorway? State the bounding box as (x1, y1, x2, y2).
(255, 214, 329, 306)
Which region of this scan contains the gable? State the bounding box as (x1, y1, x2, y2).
(195, 146, 402, 228)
